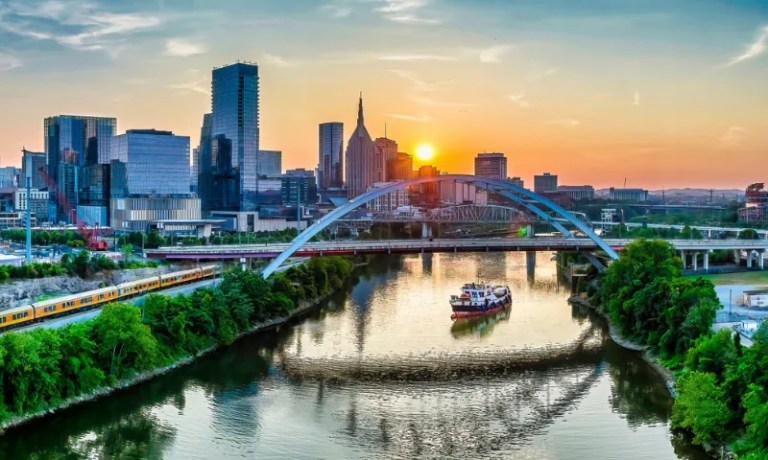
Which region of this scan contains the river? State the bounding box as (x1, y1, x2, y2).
(1, 252, 709, 459)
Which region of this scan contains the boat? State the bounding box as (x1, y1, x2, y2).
(449, 282, 512, 320)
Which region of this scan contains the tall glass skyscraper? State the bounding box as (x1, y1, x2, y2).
(210, 62, 259, 211)
(44, 115, 116, 223)
(109, 129, 199, 232)
(318, 122, 344, 190)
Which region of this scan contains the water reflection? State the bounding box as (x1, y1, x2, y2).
(450, 306, 511, 339)
(0, 253, 709, 460)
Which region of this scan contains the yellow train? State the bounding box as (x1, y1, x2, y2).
(0, 265, 219, 332)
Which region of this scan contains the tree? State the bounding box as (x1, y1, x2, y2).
(93, 303, 161, 379)
(739, 228, 759, 240)
(672, 371, 730, 446)
(736, 384, 768, 457)
(685, 329, 738, 380)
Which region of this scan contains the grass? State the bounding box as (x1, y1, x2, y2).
(688, 271, 768, 286)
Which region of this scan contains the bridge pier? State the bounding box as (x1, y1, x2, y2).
(703, 251, 709, 272)
(761, 250, 766, 270)
(692, 252, 698, 271)
(526, 251, 536, 283)
(421, 222, 433, 238)
(747, 251, 754, 269)
(680, 251, 687, 269)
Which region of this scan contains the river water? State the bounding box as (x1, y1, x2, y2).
(2, 253, 709, 459)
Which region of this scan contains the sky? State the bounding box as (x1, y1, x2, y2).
(0, 0, 766, 189)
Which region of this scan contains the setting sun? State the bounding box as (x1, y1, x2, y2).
(416, 144, 434, 162)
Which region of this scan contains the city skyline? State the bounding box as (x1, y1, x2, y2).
(0, 1, 767, 188)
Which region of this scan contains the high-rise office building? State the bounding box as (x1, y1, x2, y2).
(210, 62, 259, 211)
(257, 150, 282, 177)
(373, 137, 397, 183)
(77, 163, 111, 226)
(345, 95, 377, 199)
(110, 129, 199, 231)
(387, 152, 413, 181)
(534, 172, 558, 193)
(44, 115, 116, 222)
(508, 176, 525, 189)
(318, 122, 344, 190)
(474, 152, 507, 180)
(21, 150, 46, 190)
(0, 167, 18, 189)
(281, 169, 318, 206)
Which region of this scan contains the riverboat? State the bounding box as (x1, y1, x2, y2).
(449, 282, 512, 320)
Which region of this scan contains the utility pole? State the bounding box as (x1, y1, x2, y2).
(23, 148, 32, 264)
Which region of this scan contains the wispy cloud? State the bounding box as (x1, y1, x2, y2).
(479, 45, 513, 63)
(525, 67, 558, 82)
(164, 39, 206, 57)
(169, 71, 209, 95)
(389, 69, 451, 91)
(0, 1, 160, 52)
(725, 25, 768, 66)
(718, 126, 746, 148)
(633, 90, 640, 106)
(546, 118, 581, 127)
(0, 54, 22, 72)
(375, 0, 439, 25)
(321, 3, 352, 18)
(413, 95, 474, 108)
(387, 113, 433, 122)
(263, 53, 295, 67)
(508, 93, 530, 108)
(379, 54, 456, 62)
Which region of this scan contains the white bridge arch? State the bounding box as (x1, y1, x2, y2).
(262, 175, 619, 278)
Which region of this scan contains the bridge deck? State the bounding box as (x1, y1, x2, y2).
(145, 238, 768, 260)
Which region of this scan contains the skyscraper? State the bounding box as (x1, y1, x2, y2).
(257, 150, 282, 177)
(318, 122, 344, 190)
(44, 115, 116, 223)
(474, 152, 507, 180)
(110, 129, 199, 231)
(534, 172, 558, 193)
(373, 137, 397, 183)
(21, 150, 46, 190)
(210, 62, 259, 211)
(345, 95, 376, 199)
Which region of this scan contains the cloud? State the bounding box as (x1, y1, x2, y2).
(0, 54, 22, 72)
(546, 118, 581, 127)
(379, 54, 456, 61)
(633, 90, 640, 106)
(164, 39, 206, 57)
(263, 53, 295, 67)
(387, 113, 433, 122)
(413, 95, 474, 108)
(376, 0, 430, 14)
(508, 93, 530, 108)
(389, 69, 451, 91)
(718, 126, 746, 148)
(169, 76, 209, 95)
(0, 1, 161, 52)
(479, 45, 513, 63)
(375, 0, 439, 24)
(321, 3, 352, 18)
(725, 25, 768, 66)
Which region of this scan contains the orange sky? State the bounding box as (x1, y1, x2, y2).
(0, 0, 767, 189)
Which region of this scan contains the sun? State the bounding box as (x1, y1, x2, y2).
(416, 144, 434, 161)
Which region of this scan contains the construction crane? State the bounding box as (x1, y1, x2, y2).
(37, 165, 111, 251)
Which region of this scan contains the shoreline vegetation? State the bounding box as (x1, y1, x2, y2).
(574, 239, 768, 459)
(0, 256, 355, 434)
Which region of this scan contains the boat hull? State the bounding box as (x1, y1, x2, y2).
(450, 296, 512, 320)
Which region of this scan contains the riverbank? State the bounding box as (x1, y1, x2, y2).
(0, 256, 357, 435)
(0, 286, 339, 435)
(568, 294, 678, 397)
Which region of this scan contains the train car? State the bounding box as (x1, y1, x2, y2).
(117, 276, 161, 298)
(200, 264, 218, 278)
(33, 287, 119, 320)
(0, 305, 35, 330)
(159, 268, 202, 288)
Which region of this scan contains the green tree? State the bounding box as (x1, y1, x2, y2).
(739, 228, 759, 240)
(685, 329, 737, 380)
(672, 371, 730, 446)
(93, 303, 161, 379)
(736, 384, 768, 457)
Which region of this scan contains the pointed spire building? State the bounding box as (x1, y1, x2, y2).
(345, 94, 377, 198)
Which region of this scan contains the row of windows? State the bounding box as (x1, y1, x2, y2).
(12, 312, 29, 320)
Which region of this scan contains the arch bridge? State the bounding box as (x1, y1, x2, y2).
(262, 175, 619, 278)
